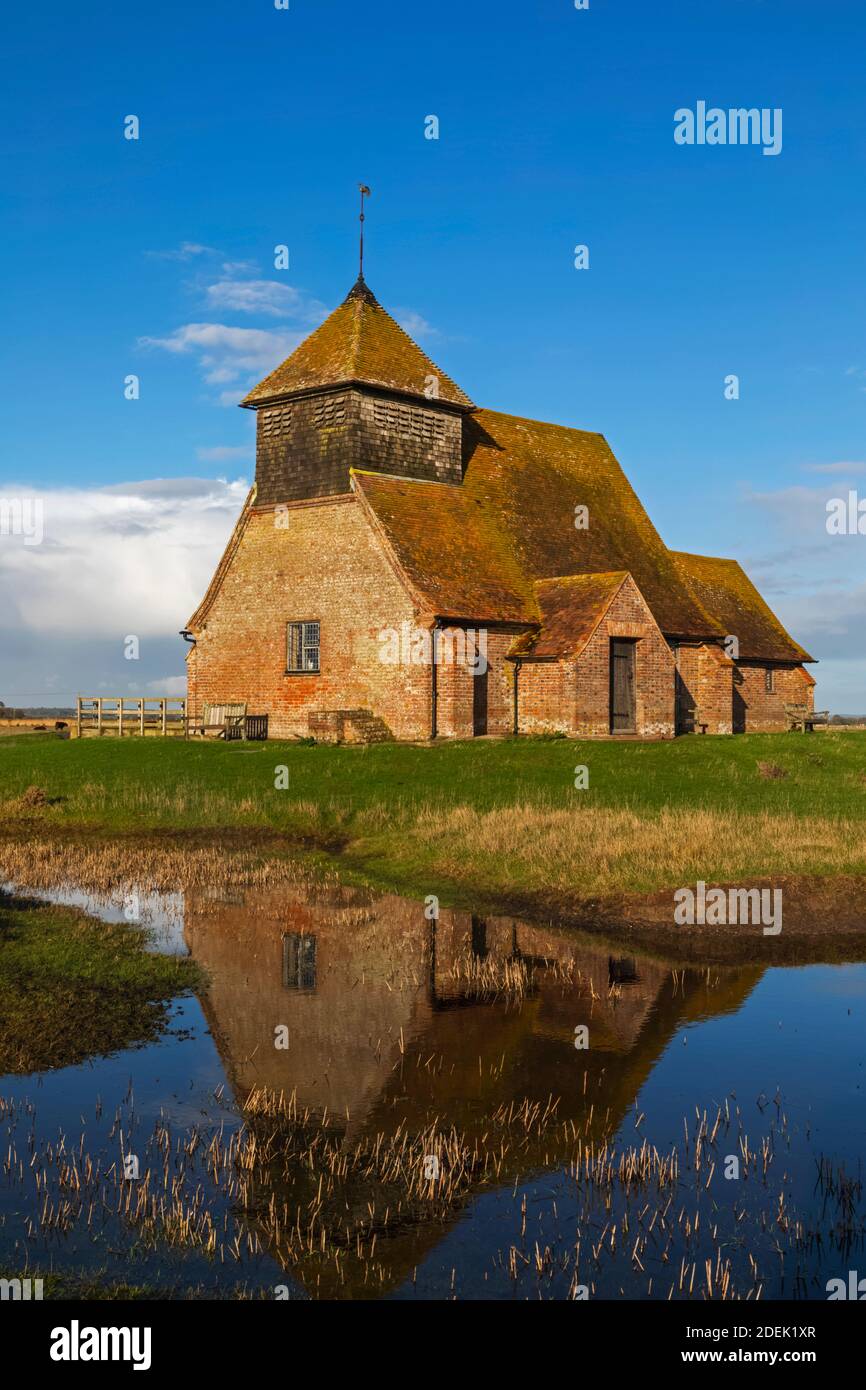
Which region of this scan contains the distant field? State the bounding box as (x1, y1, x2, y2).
(1, 732, 865, 909)
(0, 721, 72, 737)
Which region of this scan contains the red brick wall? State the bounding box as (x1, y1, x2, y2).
(576, 578, 675, 736)
(516, 661, 568, 735)
(676, 642, 734, 735)
(187, 495, 432, 740)
(187, 504, 802, 743)
(435, 629, 517, 738)
(516, 576, 675, 737)
(734, 662, 814, 732)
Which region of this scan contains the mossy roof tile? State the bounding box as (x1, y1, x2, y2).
(671, 551, 814, 662)
(352, 469, 533, 623)
(227, 289, 807, 664)
(510, 572, 631, 658)
(354, 410, 724, 641)
(241, 278, 473, 408)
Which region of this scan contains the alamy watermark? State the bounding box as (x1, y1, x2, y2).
(827, 1271, 866, 1300)
(674, 102, 782, 157)
(378, 624, 488, 675)
(826, 491, 866, 535)
(50, 1323, 151, 1371)
(0, 497, 43, 546)
(674, 881, 782, 935)
(1, 1277, 43, 1300)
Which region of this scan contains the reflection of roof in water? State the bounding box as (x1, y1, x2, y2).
(185, 884, 763, 1299)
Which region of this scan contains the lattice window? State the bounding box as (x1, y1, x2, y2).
(282, 934, 317, 992)
(287, 620, 320, 673)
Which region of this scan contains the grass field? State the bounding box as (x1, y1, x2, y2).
(2, 732, 866, 913)
(2, 728, 866, 821)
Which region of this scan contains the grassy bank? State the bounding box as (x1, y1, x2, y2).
(1, 730, 865, 907)
(0, 893, 201, 1072)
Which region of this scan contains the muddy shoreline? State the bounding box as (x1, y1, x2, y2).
(2, 827, 864, 967)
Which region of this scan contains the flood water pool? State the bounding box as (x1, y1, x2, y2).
(2, 877, 865, 1299)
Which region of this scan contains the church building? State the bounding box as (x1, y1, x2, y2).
(184, 276, 814, 741)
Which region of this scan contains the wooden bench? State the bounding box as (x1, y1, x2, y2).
(785, 704, 829, 733)
(187, 702, 247, 739)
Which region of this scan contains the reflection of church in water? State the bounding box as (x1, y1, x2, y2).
(184, 884, 762, 1142)
(181, 884, 763, 1297)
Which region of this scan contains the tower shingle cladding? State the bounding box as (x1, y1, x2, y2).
(254, 389, 464, 505)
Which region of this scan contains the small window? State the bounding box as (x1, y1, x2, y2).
(765, 667, 774, 693)
(282, 933, 317, 992)
(287, 621, 320, 673)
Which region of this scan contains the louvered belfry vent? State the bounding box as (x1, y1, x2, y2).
(242, 278, 474, 505)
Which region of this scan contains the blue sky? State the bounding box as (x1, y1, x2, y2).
(2, 0, 865, 707)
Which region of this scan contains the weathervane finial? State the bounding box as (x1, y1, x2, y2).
(358, 183, 371, 279)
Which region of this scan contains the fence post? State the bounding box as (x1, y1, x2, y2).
(76, 697, 81, 739)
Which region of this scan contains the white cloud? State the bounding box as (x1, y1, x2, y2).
(737, 483, 866, 690)
(742, 483, 841, 536)
(147, 241, 219, 262)
(220, 259, 259, 276)
(204, 279, 325, 320)
(139, 268, 329, 401)
(0, 477, 248, 638)
(394, 308, 439, 339)
(145, 675, 187, 696)
(138, 322, 303, 386)
(802, 461, 866, 475)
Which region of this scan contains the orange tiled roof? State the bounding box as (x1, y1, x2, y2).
(353, 411, 723, 641)
(353, 468, 533, 623)
(227, 284, 808, 663)
(510, 573, 631, 659)
(241, 278, 474, 409)
(671, 551, 814, 662)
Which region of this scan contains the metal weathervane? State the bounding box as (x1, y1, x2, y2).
(358, 183, 371, 278)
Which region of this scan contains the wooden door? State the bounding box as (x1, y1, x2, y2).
(610, 640, 636, 733)
(472, 665, 488, 735)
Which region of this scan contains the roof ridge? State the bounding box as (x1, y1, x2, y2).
(476, 406, 605, 439)
(671, 548, 738, 565)
(349, 288, 364, 370)
(510, 569, 658, 661)
(351, 466, 459, 489)
(534, 569, 630, 586)
(362, 292, 469, 403)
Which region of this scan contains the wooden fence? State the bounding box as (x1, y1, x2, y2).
(76, 696, 187, 738)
